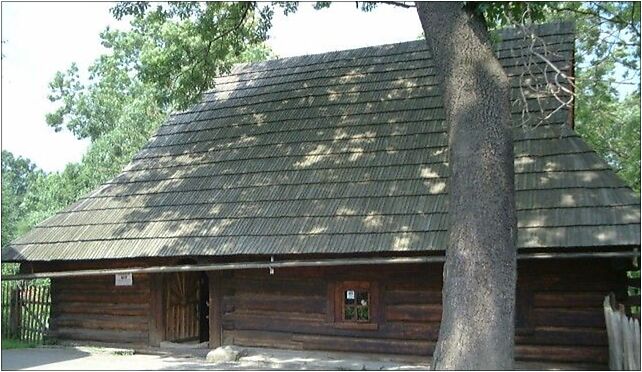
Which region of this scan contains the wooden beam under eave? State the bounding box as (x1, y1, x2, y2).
(208, 272, 222, 349)
(4, 251, 640, 281)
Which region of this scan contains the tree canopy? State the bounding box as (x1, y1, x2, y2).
(2, 2, 274, 251)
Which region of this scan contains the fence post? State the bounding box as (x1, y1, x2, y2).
(9, 286, 21, 339)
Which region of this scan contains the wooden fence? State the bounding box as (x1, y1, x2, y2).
(604, 293, 641, 370)
(1, 281, 51, 344)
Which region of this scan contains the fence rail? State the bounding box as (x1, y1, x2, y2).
(604, 293, 641, 370)
(1, 281, 51, 344)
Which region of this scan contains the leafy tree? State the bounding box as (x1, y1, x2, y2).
(109, 2, 274, 109)
(10, 4, 274, 244)
(1, 151, 42, 276)
(575, 91, 641, 192)
(1, 151, 43, 248)
(534, 2, 640, 192)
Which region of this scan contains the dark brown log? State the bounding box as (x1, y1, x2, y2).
(385, 304, 442, 322)
(384, 289, 442, 305)
(325, 281, 335, 323)
(50, 327, 148, 344)
(55, 292, 150, 304)
(227, 293, 326, 314)
(516, 327, 607, 346)
(384, 278, 442, 291)
(294, 334, 435, 355)
(532, 309, 605, 328)
(53, 284, 150, 295)
(226, 278, 326, 296)
(224, 329, 303, 350)
(50, 314, 149, 331)
(53, 302, 149, 317)
(516, 345, 608, 364)
(532, 278, 615, 292)
(225, 309, 326, 323)
(533, 292, 605, 308)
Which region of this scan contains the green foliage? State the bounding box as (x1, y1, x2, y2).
(1, 3, 275, 248)
(545, 2, 640, 192)
(472, 2, 551, 29)
(551, 2, 640, 91)
(575, 92, 641, 192)
(110, 2, 274, 110)
(1, 263, 19, 275)
(480, 2, 640, 192)
(275, 2, 300, 15)
(1, 152, 43, 248)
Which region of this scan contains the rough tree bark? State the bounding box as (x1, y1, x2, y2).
(415, 2, 517, 370)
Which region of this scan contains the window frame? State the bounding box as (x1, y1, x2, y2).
(331, 280, 379, 330)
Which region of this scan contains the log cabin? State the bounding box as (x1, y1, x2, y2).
(2, 22, 640, 367)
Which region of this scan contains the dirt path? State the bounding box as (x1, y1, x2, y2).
(1, 346, 430, 370)
(1, 345, 594, 370)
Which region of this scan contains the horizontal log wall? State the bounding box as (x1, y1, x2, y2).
(221, 259, 625, 366)
(220, 264, 442, 355)
(49, 274, 151, 345)
(515, 259, 624, 365)
(40, 255, 626, 366)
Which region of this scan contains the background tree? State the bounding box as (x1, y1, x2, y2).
(1, 151, 42, 248)
(552, 2, 640, 192)
(1, 151, 42, 275)
(2, 3, 274, 258)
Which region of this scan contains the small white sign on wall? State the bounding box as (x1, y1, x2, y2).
(346, 290, 355, 300)
(115, 273, 133, 286)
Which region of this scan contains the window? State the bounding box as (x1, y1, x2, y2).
(332, 281, 378, 329)
(343, 289, 370, 321)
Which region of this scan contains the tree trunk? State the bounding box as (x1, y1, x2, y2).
(415, 2, 517, 370)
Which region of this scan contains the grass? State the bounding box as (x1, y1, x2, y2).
(1, 338, 37, 349)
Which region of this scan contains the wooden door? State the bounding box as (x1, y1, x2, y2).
(164, 272, 200, 342)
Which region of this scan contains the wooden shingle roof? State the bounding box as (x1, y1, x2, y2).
(3, 22, 639, 262)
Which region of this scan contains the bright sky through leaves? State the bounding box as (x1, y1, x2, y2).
(1, 2, 422, 172)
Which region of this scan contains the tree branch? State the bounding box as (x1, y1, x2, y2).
(377, 1, 415, 8)
(556, 3, 640, 38)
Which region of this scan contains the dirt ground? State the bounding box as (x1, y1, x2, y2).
(1, 345, 597, 370)
(1, 345, 430, 370)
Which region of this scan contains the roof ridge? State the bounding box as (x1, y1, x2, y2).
(229, 39, 425, 76)
(219, 21, 575, 80)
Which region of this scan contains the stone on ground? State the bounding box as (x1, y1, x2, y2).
(206, 345, 245, 363)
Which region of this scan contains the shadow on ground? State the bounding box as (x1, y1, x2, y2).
(1, 347, 90, 370)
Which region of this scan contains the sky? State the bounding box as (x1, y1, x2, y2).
(1, 2, 423, 173)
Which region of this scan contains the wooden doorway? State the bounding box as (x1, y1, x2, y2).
(164, 271, 202, 342)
